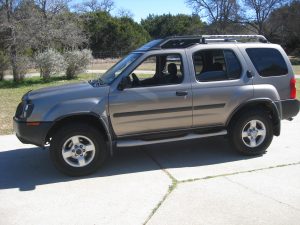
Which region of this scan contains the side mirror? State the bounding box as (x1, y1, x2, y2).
(118, 77, 128, 91)
(247, 70, 253, 78)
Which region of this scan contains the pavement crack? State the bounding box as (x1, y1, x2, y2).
(144, 150, 177, 184)
(142, 151, 300, 224)
(143, 150, 178, 225)
(179, 161, 300, 184)
(224, 176, 300, 212)
(143, 179, 177, 225)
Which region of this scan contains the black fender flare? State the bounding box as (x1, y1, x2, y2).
(226, 98, 281, 136)
(47, 112, 115, 155)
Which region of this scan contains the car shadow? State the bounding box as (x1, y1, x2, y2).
(0, 136, 258, 191)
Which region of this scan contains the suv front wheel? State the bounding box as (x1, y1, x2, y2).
(229, 109, 273, 156)
(50, 123, 108, 176)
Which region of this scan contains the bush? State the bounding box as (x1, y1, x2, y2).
(35, 49, 66, 79)
(64, 49, 93, 79)
(0, 51, 10, 81)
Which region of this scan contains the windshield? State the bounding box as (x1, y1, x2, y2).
(99, 53, 142, 84)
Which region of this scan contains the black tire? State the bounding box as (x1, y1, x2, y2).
(50, 123, 108, 176)
(229, 109, 273, 156)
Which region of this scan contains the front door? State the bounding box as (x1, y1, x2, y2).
(109, 52, 193, 137)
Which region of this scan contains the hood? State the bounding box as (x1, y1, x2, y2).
(25, 81, 109, 102)
(29, 82, 90, 99)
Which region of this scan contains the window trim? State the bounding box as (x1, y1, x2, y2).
(245, 48, 288, 77)
(192, 48, 243, 83)
(123, 53, 185, 89)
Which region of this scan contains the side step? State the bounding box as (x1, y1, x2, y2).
(116, 130, 227, 147)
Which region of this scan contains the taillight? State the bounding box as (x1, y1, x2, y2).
(290, 78, 296, 99)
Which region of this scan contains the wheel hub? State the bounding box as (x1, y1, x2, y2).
(248, 128, 258, 138)
(62, 135, 96, 167)
(242, 119, 266, 148)
(73, 144, 86, 157)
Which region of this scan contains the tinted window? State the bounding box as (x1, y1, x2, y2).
(224, 50, 242, 79)
(193, 49, 242, 82)
(246, 48, 288, 77)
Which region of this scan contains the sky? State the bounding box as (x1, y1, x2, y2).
(113, 0, 192, 22)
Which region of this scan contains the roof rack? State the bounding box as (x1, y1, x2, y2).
(202, 35, 268, 43)
(154, 35, 268, 49)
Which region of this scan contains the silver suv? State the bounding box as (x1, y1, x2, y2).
(14, 35, 300, 176)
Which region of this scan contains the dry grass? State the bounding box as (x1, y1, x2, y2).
(296, 79, 300, 100)
(3, 56, 300, 75)
(293, 65, 300, 75)
(88, 58, 120, 70)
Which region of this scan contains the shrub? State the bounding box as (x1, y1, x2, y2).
(35, 49, 66, 80)
(0, 51, 10, 81)
(64, 49, 92, 79)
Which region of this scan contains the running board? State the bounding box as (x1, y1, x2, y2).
(116, 130, 227, 147)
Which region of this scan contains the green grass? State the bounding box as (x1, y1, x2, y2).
(0, 74, 97, 135)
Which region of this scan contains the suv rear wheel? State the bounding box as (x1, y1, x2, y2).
(229, 109, 273, 155)
(50, 123, 108, 176)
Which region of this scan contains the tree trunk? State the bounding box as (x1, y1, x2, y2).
(0, 71, 4, 81)
(66, 67, 75, 79)
(10, 44, 20, 82)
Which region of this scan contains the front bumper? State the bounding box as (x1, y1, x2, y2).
(13, 117, 53, 147)
(278, 99, 300, 120)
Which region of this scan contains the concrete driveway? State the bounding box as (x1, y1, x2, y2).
(0, 115, 300, 225)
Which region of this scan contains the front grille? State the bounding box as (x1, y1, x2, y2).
(15, 102, 24, 118)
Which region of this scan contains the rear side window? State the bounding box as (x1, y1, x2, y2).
(246, 48, 288, 77)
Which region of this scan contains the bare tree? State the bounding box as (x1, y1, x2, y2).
(73, 0, 114, 13)
(0, 0, 34, 81)
(185, 0, 240, 33)
(98, 0, 114, 12)
(35, 0, 70, 18)
(0, 0, 86, 81)
(242, 0, 287, 34)
(117, 8, 134, 18)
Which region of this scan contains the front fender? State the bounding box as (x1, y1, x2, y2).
(43, 97, 106, 121)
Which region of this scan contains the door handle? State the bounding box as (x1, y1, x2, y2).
(176, 91, 188, 96)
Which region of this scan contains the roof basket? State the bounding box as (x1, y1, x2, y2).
(156, 35, 268, 49)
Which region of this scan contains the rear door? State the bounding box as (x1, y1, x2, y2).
(241, 45, 292, 100)
(108, 50, 193, 137)
(187, 44, 254, 128)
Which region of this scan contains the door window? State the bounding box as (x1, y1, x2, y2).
(193, 49, 242, 82)
(125, 54, 184, 88)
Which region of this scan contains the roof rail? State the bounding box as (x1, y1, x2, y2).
(202, 35, 268, 43)
(154, 34, 268, 49)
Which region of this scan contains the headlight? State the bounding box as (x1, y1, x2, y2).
(15, 101, 34, 119)
(15, 102, 24, 118)
(22, 103, 34, 118)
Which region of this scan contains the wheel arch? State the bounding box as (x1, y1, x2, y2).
(226, 99, 281, 136)
(46, 113, 114, 155)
